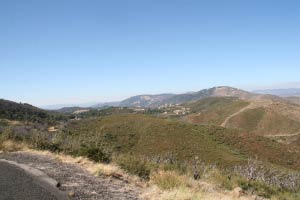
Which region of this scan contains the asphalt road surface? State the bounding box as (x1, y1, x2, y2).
(0, 161, 67, 200)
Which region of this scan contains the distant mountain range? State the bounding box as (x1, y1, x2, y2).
(41, 102, 99, 110)
(115, 86, 279, 108)
(254, 88, 300, 97)
(92, 101, 120, 108)
(118, 93, 175, 107)
(42, 86, 286, 110)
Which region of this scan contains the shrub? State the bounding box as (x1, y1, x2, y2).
(79, 144, 111, 163)
(30, 131, 61, 152)
(116, 154, 150, 180)
(250, 180, 277, 198)
(0, 127, 24, 141)
(234, 158, 300, 192)
(210, 170, 235, 190)
(0, 120, 8, 127)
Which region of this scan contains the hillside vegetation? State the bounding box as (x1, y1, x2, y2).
(183, 97, 300, 136)
(184, 97, 250, 125)
(286, 96, 300, 105)
(61, 114, 243, 168)
(41, 114, 298, 172)
(0, 99, 66, 123)
(226, 107, 300, 135)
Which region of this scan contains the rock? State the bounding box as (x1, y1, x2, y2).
(231, 187, 243, 197)
(68, 191, 75, 197)
(112, 173, 123, 180)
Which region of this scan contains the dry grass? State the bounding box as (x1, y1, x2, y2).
(0, 140, 28, 152)
(151, 171, 189, 190)
(144, 169, 261, 200)
(142, 183, 259, 200)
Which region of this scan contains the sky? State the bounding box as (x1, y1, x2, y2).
(1, 0, 300, 106)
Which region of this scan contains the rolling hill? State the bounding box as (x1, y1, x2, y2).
(183, 95, 300, 136)
(118, 94, 175, 107)
(60, 114, 300, 170)
(184, 97, 250, 125)
(0, 99, 65, 123)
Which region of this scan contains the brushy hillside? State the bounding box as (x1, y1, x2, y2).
(226, 107, 300, 136)
(211, 129, 300, 171)
(184, 97, 250, 125)
(286, 96, 300, 105)
(183, 96, 300, 136)
(119, 94, 175, 107)
(0, 99, 66, 123)
(57, 114, 300, 170)
(61, 114, 243, 167)
(157, 86, 255, 106)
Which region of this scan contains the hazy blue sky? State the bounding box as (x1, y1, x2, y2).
(1, 0, 300, 106)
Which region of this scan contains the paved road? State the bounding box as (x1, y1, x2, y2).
(0, 161, 67, 200)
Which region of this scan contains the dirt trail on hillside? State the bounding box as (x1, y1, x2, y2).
(0, 151, 140, 200)
(221, 103, 255, 127)
(220, 100, 274, 128)
(265, 132, 300, 137)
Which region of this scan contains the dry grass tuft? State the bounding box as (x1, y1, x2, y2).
(151, 170, 190, 190)
(141, 185, 204, 200)
(0, 140, 28, 152)
(141, 184, 257, 200)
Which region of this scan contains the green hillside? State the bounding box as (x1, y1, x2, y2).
(61, 114, 243, 167)
(54, 114, 300, 171)
(184, 97, 249, 125)
(0, 99, 66, 123)
(182, 97, 300, 137)
(226, 108, 300, 135)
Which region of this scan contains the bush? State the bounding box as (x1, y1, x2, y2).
(234, 158, 300, 191)
(0, 127, 14, 141)
(211, 170, 235, 190)
(250, 181, 277, 198)
(30, 131, 61, 152)
(0, 120, 8, 127)
(116, 154, 151, 180)
(79, 144, 111, 163)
